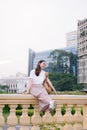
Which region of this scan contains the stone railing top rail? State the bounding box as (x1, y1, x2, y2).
(0, 94, 87, 105)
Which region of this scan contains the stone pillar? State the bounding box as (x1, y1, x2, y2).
(31, 104, 42, 130)
(73, 105, 83, 130)
(20, 104, 30, 130)
(83, 104, 87, 130)
(0, 105, 4, 130)
(53, 105, 63, 130)
(7, 105, 17, 130)
(63, 105, 73, 130)
(42, 110, 53, 129)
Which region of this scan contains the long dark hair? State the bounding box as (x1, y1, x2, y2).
(35, 60, 46, 76)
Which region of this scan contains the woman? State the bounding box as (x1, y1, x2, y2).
(25, 60, 56, 112)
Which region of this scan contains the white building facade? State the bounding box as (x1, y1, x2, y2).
(0, 73, 29, 93)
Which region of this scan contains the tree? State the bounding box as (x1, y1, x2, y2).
(0, 85, 9, 93)
(69, 52, 77, 76)
(48, 49, 77, 75)
(48, 72, 77, 91)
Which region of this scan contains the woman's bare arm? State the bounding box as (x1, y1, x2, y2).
(26, 78, 33, 93)
(46, 78, 57, 94)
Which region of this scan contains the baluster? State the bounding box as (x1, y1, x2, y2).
(20, 104, 30, 130)
(7, 105, 17, 130)
(83, 104, 87, 130)
(42, 109, 53, 130)
(53, 105, 64, 130)
(0, 105, 4, 130)
(63, 105, 73, 130)
(31, 104, 42, 130)
(73, 105, 83, 130)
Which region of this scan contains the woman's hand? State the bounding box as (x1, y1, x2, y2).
(53, 88, 57, 95)
(25, 78, 33, 94)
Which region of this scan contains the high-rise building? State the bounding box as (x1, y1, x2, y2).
(33, 50, 52, 69)
(28, 48, 35, 76)
(66, 30, 77, 54)
(77, 18, 87, 84)
(65, 31, 77, 76)
(28, 31, 77, 76)
(66, 31, 77, 48)
(28, 48, 77, 75)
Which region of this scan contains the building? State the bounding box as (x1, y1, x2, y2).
(28, 31, 77, 75)
(28, 49, 54, 75)
(77, 18, 87, 84)
(0, 72, 29, 93)
(66, 31, 77, 48)
(33, 49, 71, 74)
(28, 48, 77, 75)
(65, 30, 77, 54)
(62, 46, 77, 54)
(33, 50, 52, 68)
(28, 48, 35, 76)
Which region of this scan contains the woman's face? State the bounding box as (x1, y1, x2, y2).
(39, 61, 46, 69)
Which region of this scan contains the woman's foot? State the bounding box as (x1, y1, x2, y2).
(49, 100, 56, 112)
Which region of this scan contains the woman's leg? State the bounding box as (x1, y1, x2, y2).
(30, 84, 56, 111)
(38, 87, 56, 111)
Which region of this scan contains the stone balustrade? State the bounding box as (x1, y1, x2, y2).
(0, 94, 87, 130)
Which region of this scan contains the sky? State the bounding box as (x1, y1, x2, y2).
(0, 0, 87, 77)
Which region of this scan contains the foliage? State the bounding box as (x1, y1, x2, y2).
(73, 83, 84, 91)
(48, 49, 77, 76)
(0, 90, 6, 94)
(71, 106, 76, 115)
(69, 52, 77, 75)
(3, 105, 10, 114)
(0, 85, 9, 90)
(0, 85, 9, 93)
(15, 109, 34, 116)
(61, 106, 66, 115)
(16, 104, 22, 110)
(48, 72, 77, 91)
(16, 109, 22, 116)
(3, 104, 83, 124)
